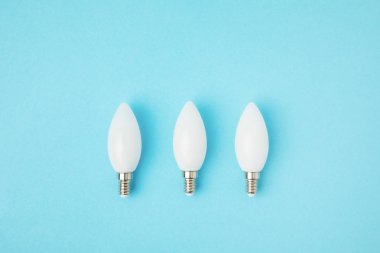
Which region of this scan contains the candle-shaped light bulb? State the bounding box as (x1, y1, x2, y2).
(173, 101, 207, 196)
(108, 103, 142, 197)
(235, 102, 269, 197)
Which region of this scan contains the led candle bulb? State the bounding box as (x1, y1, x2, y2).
(108, 103, 142, 197)
(235, 102, 269, 197)
(173, 101, 207, 196)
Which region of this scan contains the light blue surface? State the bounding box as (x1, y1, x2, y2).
(1, 1, 380, 252)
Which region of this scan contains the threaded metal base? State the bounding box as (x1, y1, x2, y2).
(183, 171, 197, 196)
(119, 173, 132, 197)
(247, 179, 258, 196)
(245, 172, 260, 197)
(185, 178, 195, 195)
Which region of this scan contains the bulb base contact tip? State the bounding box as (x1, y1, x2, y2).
(245, 172, 260, 197)
(183, 171, 197, 196)
(119, 173, 132, 197)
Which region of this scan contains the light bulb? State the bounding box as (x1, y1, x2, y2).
(173, 101, 207, 196)
(235, 102, 269, 197)
(108, 103, 142, 197)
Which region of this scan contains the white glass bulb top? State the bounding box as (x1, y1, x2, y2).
(235, 102, 269, 173)
(108, 103, 142, 173)
(173, 101, 207, 172)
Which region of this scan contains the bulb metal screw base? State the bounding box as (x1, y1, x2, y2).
(245, 172, 260, 197)
(119, 173, 132, 198)
(183, 171, 197, 196)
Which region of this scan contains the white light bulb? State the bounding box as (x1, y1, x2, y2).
(173, 101, 207, 196)
(108, 103, 142, 197)
(235, 102, 269, 197)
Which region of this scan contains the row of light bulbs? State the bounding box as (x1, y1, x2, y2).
(108, 101, 269, 198)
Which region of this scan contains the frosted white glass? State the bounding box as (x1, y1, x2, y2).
(235, 102, 269, 173)
(173, 101, 207, 172)
(108, 103, 142, 173)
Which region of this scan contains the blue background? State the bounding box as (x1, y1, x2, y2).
(1, 0, 379, 252)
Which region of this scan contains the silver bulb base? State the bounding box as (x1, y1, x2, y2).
(183, 171, 197, 196)
(245, 172, 260, 197)
(119, 172, 132, 197)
